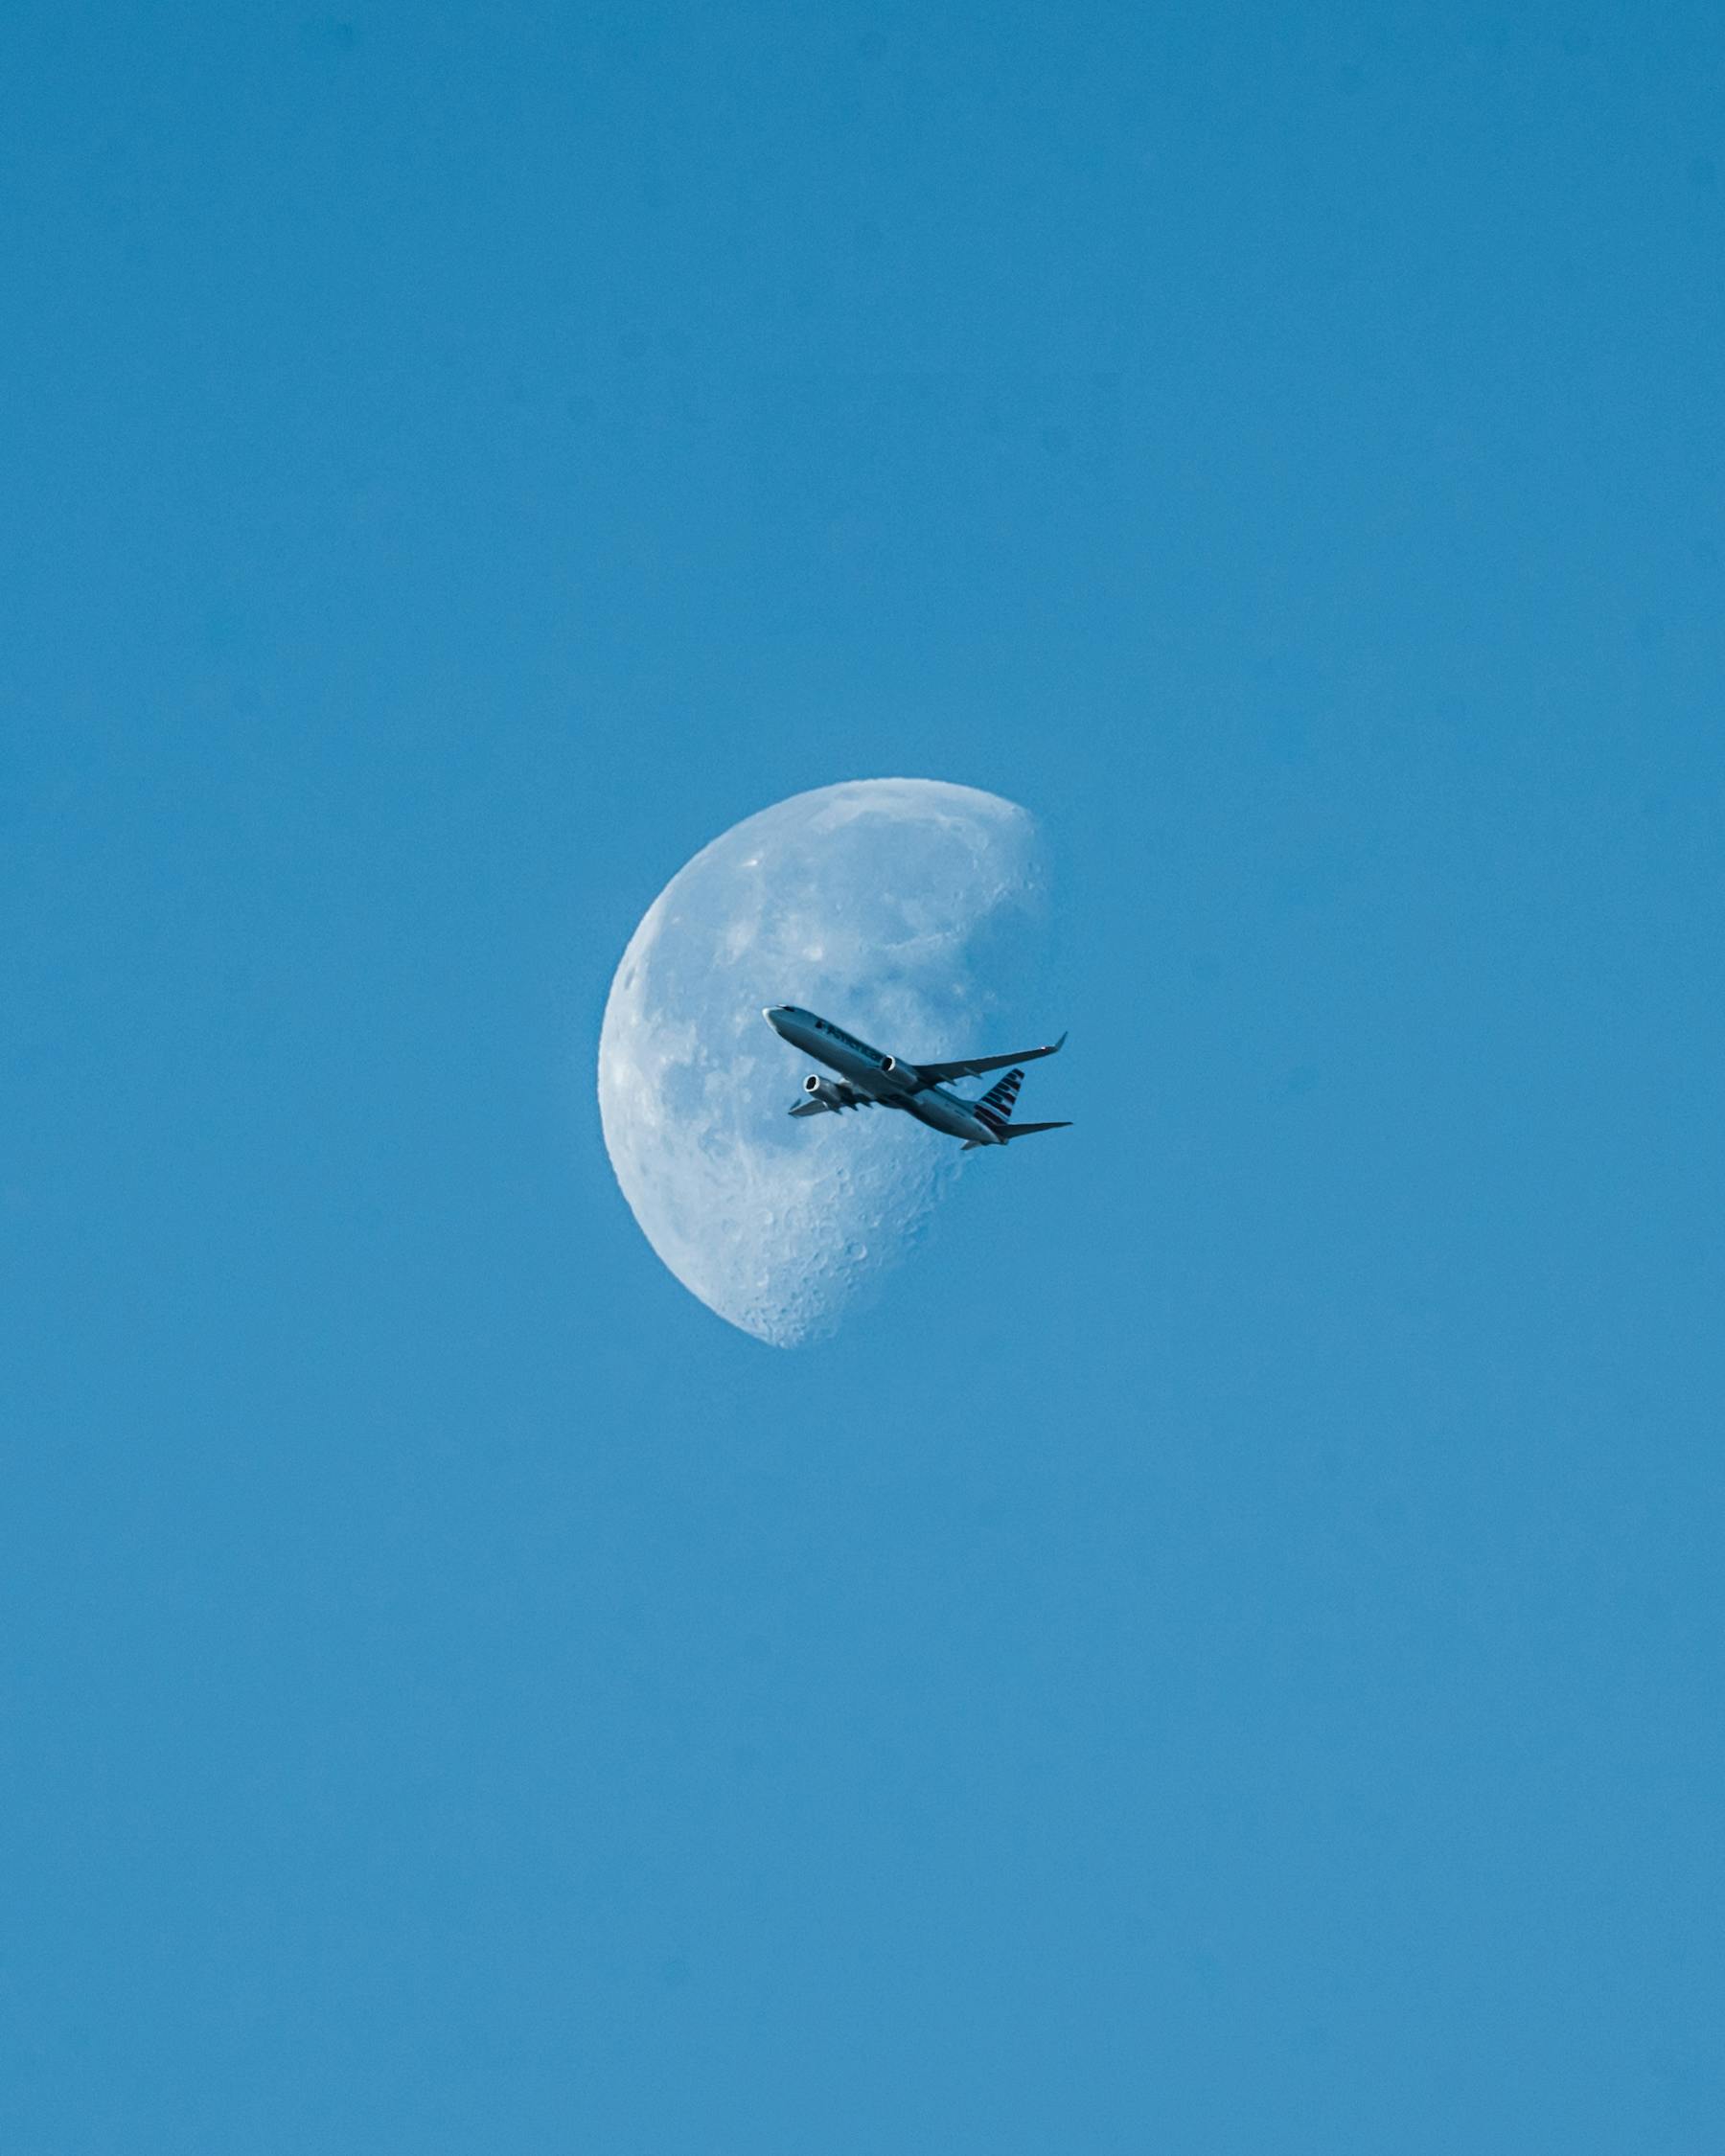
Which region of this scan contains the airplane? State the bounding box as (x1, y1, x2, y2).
(763, 1005, 1070, 1151)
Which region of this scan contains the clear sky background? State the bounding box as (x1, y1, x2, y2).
(5, 3, 1722, 2149)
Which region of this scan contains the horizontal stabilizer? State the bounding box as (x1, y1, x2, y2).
(961, 1118, 1072, 1151)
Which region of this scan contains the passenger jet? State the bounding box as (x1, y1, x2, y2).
(763, 1005, 1070, 1151)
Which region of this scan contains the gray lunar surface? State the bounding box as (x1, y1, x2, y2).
(597, 777, 1046, 1345)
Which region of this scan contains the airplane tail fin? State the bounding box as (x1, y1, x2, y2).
(973, 1067, 1024, 1139)
(965, 1067, 1072, 1150)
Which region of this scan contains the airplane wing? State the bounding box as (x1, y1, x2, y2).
(789, 1087, 874, 1116)
(912, 1031, 1067, 1088)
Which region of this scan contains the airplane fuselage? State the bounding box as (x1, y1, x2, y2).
(764, 1006, 1010, 1145)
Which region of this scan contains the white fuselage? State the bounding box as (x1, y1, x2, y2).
(763, 1006, 1007, 1144)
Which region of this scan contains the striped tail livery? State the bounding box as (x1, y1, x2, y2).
(962, 1066, 1072, 1152)
(973, 1067, 1024, 1136)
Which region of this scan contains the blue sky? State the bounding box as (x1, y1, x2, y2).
(5, 2, 1722, 2148)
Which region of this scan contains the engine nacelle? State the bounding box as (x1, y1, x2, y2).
(804, 1074, 848, 1110)
(878, 1054, 917, 1089)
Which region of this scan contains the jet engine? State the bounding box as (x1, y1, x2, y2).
(803, 1074, 849, 1110)
(878, 1055, 918, 1089)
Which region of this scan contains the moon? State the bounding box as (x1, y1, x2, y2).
(597, 778, 1048, 1346)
